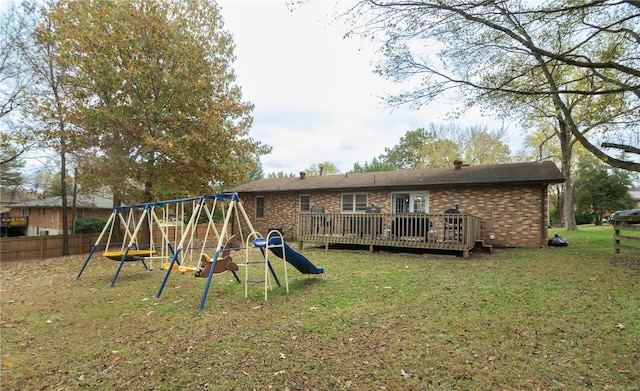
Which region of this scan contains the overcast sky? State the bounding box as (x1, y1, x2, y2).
(218, 1, 518, 175)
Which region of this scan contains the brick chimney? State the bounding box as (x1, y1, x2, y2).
(299, 171, 306, 179)
(454, 159, 463, 170)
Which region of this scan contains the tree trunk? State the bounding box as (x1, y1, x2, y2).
(61, 148, 69, 255)
(71, 167, 77, 234)
(558, 120, 577, 231)
(141, 180, 152, 248)
(112, 192, 122, 243)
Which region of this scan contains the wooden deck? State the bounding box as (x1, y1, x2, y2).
(296, 212, 484, 258)
(1, 216, 28, 227)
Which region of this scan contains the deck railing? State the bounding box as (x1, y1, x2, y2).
(0, 216, 29, 227)
(297, 212, 481, 258)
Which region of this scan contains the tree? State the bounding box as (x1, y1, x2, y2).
(0, 1, 38, 165)
(267, 171, 296, 179)
(0, 143, 25, 192)
(348, 1, 639, 230)
(351, 156, 396, 173)
(14, 0, 77, 254)
(47, 0, 269, 203)
(305, 162, 340, 176)
(350, 0, 638, 170)
(573, 157, 635, 225)
(382, 123, 511, 169)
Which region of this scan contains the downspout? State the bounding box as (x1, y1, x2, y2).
(541, 184, 548, 248)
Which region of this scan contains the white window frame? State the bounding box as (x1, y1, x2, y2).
(341, 193, 368, 213)
(391, 192, 430, 213)
(299, 195, 310, 213)
(255, 196, 265, 219)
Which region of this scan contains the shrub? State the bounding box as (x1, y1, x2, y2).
(75, 216, 108, 233)
(574, 212, 594, 225)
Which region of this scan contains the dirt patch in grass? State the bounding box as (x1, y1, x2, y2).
(610, 256, 640, 276)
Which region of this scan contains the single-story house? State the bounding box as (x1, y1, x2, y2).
(6, 195, 113, 236)
(229, 160, 565, 257)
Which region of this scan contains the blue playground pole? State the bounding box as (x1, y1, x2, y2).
(156, 248, 182, 298)
(198, 249, 221, 311)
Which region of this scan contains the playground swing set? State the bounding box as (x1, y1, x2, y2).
(77, 192, 323, 310)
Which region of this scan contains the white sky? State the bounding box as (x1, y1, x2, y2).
(218, 1, 519, 175)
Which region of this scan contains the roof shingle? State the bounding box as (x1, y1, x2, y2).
(229, 161, 565, 193)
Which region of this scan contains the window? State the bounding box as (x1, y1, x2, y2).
(255, 196, 265, 219)
(392, 193, 429, 213)
(412, 194, 429, 213)
(341, 193, 367, 213)
(76, 209, 84, 218)
(299, 195, 310, 213)
(50, 209, 54, 223)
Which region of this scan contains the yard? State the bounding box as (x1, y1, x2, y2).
(1, 226, 638, 390)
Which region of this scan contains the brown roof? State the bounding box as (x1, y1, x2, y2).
(229, 161, 565, 194)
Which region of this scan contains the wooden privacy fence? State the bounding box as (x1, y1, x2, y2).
(612, 214, 640, 255)
(0, 224, 226, 262)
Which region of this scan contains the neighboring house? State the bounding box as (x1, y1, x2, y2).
(229, 160, 565, 252)
(0, 191, 37, 214)
(5, 195, 113, 236)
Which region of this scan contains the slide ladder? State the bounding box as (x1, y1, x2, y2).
(245, 230, 289, 301)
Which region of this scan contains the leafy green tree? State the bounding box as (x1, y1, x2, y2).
(0, 144, 25, 191)
(573, 157, 635, 225)
(460, 126, 511, 166)
(351, 156, 396, 173)
(382, 124, 510, 169)
(350, 1, 639, 172)
(305, 162, 339, 176)
(266, 171, 296, 179)
(348, 1, 639, 230)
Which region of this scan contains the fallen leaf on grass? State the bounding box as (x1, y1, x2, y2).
(401, 369, 411, 378)
(615, 323, 626, 330)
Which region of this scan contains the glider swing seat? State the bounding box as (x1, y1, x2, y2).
(77, 192, 290, 310)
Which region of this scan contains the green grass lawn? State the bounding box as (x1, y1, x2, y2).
(1, 225, 638, 390)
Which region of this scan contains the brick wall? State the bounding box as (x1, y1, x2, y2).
(237, 184, 548, 248)
(10, 206, 113, 236)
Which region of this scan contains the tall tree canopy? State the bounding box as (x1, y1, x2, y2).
(350, 0, 639, 170)
(47, 0, 269, 202)
(382, 123, 511, 169)
(348, 0, 639, 229)
(0, 1, 37, 165)
(573, 155, 635, 224)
